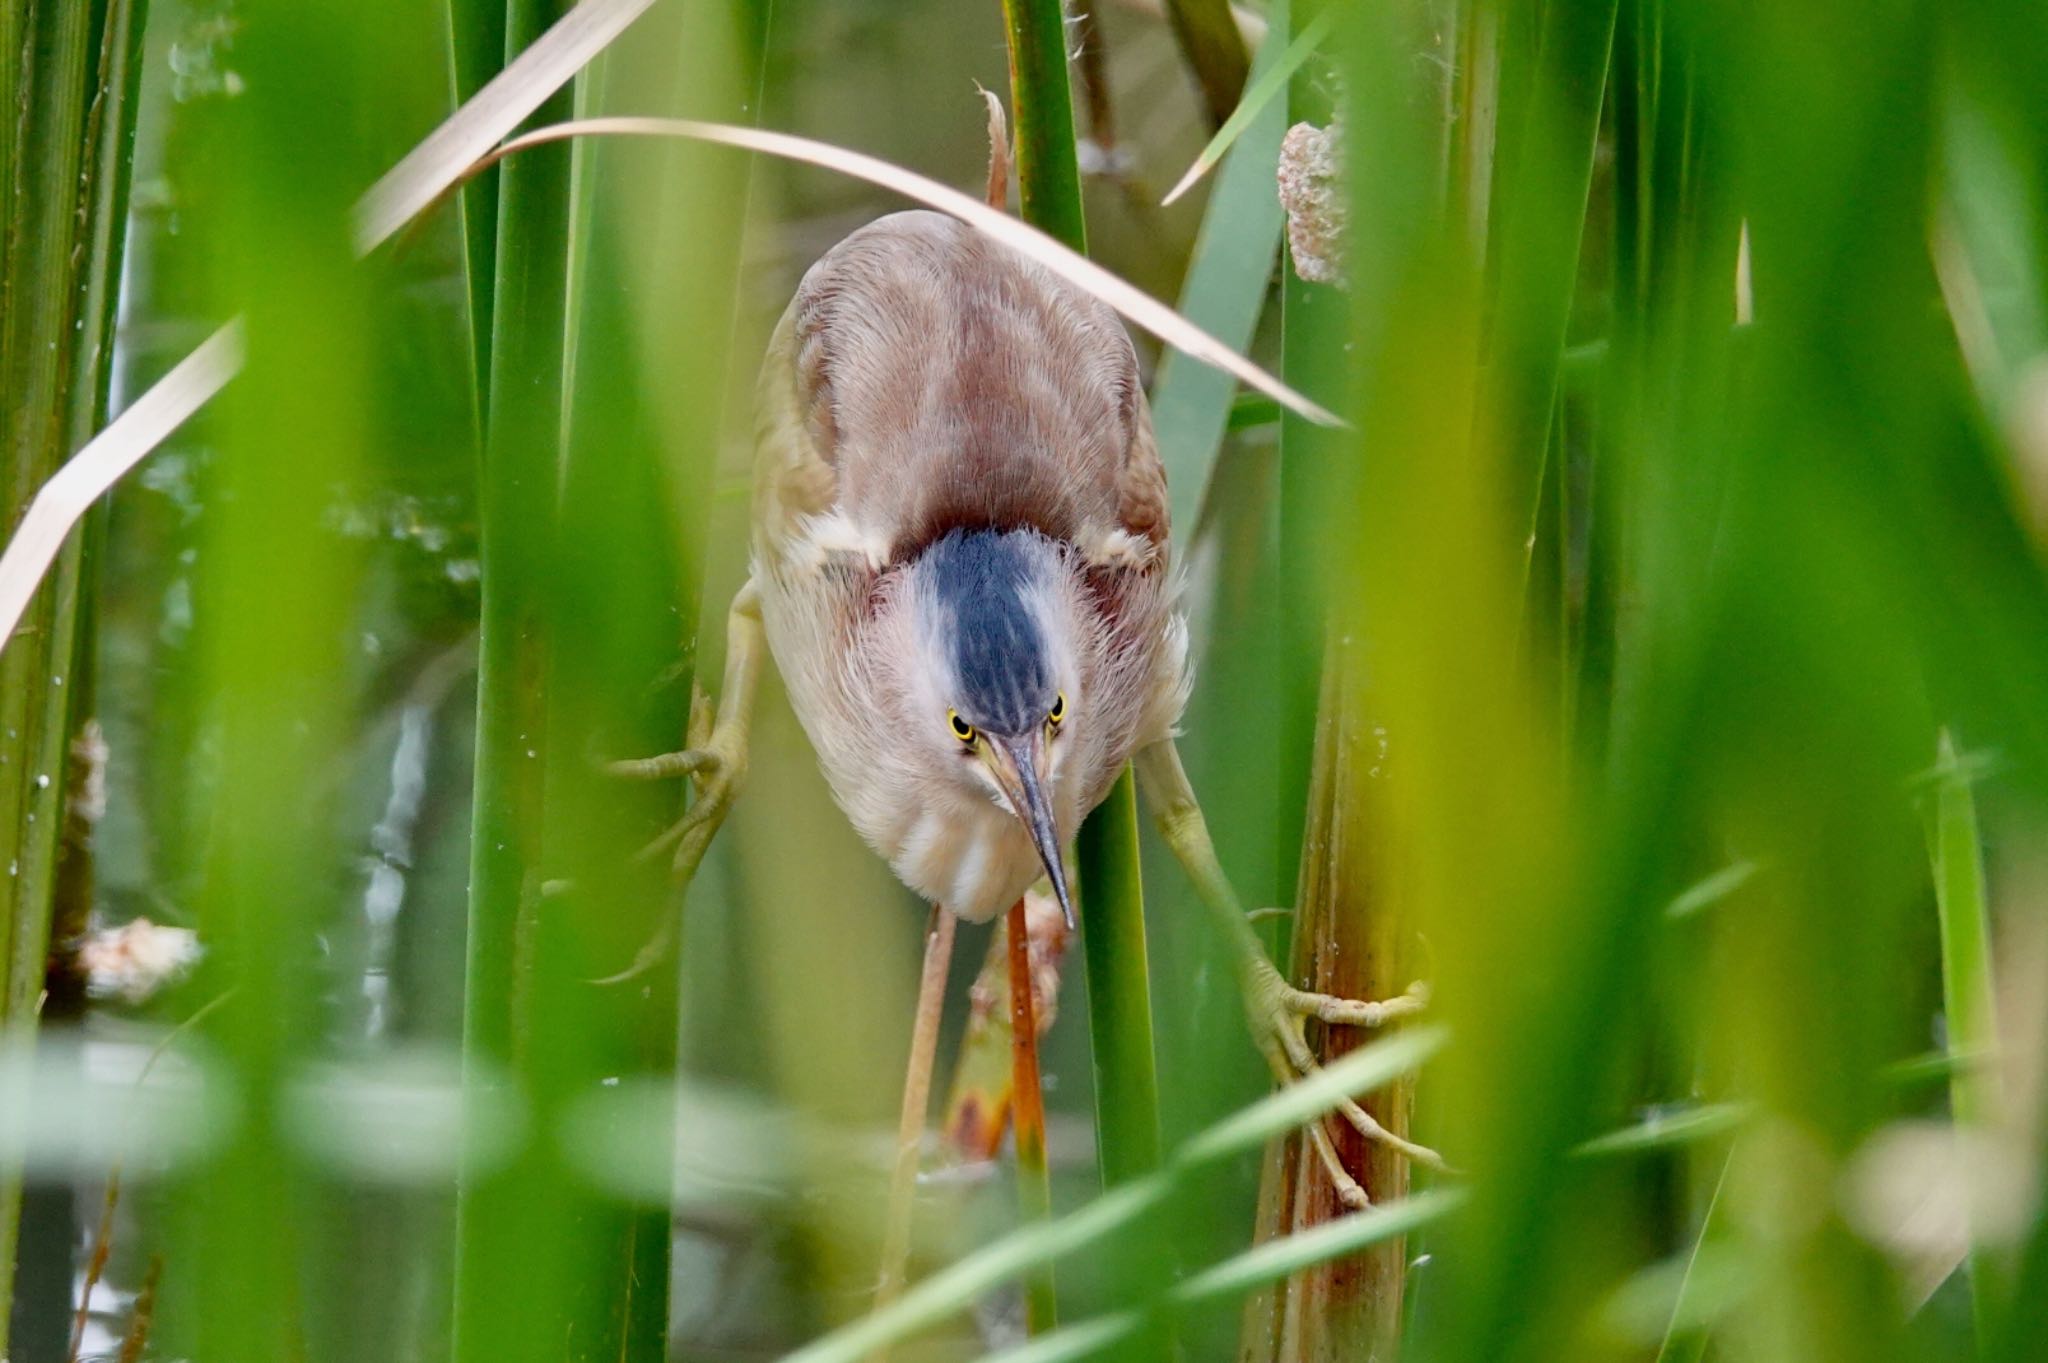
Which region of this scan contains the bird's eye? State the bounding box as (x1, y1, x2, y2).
(947, 709, 977, 744)
(1047, 692, 1066, 727)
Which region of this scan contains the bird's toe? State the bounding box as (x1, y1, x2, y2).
(607, 747, 717, 781)
(1279, 978, 1430, 1029)
(1246, 983, 1450, 1202)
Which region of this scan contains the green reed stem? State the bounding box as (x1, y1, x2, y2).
(1001, 0, 1162, 1337)
(1000, 0, 1087, 253)
(552, 5, 773, 1355)
(1274, 0, 1340, 917)
(177, 3, 384, 1358)
(450, 1, 576, 1359)
(1489, 0, 1621, 582)
(1000, 0, 1082, 1334)
(0, 0, 146, 1333)
(1077, 774, 1164, 1188)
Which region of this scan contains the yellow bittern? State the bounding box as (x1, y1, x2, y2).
(616, 202, 1436, 1269)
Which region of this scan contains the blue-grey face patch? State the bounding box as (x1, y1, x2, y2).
(921, 528, 1055, 736)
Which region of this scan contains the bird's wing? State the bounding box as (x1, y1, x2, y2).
(1104, 392, 1169, 565)
(751, 303, 890, 574)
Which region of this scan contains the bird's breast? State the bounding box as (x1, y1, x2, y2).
(752, 559, 1055, 924)
(882, 795, 1044, 924)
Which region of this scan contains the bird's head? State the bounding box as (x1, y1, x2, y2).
(898, 527, 1083, 926)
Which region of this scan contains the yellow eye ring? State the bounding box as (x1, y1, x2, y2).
(947, 709, 976, 744)
(1047, 691, 1066, 727)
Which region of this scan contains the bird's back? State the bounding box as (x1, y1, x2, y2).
(756, 210, 1167, 570)
(749, 211, 1187, 920)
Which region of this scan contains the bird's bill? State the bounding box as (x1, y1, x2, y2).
(988, 731, 1074, 929)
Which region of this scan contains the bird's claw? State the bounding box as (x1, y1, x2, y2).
(607, 686, 748, 881)
(1241, 956, 1447, 1207)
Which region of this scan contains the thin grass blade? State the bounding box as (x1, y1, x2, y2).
(1152, 8, 1290, 539)
(450, 0, 624, 1353)
(1177, 1187, 1466, 1304)
(1159, 8, 1332, 207)
(961, 1189, 1466, 1363)
(1572, 1103, 1749, 1159)
(1653, 1150, 1734, 1363)
(1930, 729, 2005, 1341)
(783, 1024, 1444, 1363)
(1185, 1024, 1447, 1165)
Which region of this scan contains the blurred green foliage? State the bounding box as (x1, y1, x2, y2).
(6, 1, 2048, 1361)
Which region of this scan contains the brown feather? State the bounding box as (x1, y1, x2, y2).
(748, 209, 1188, 922)
(774, 210, 1167, 566)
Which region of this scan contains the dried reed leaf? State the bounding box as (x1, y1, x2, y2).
(479, 117, 1342, 426)
(352, 0, 657, 253)
(0, 0, 652, 657)
(0, 323, 242, 652)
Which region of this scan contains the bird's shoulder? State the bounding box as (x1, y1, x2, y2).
(753, 210, 1169, 576)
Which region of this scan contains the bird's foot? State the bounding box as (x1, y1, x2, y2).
(607, 684, 749, 881)
(1241, 954, 1446, 1211)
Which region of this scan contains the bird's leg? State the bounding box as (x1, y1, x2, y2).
(609, 578, 763, 882)
(1132, 739, 1445, 1196)
(874, 904, 957, 1326)
(1005, 901, 1049, 1180)
(1003, 899, 1056, 1326)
